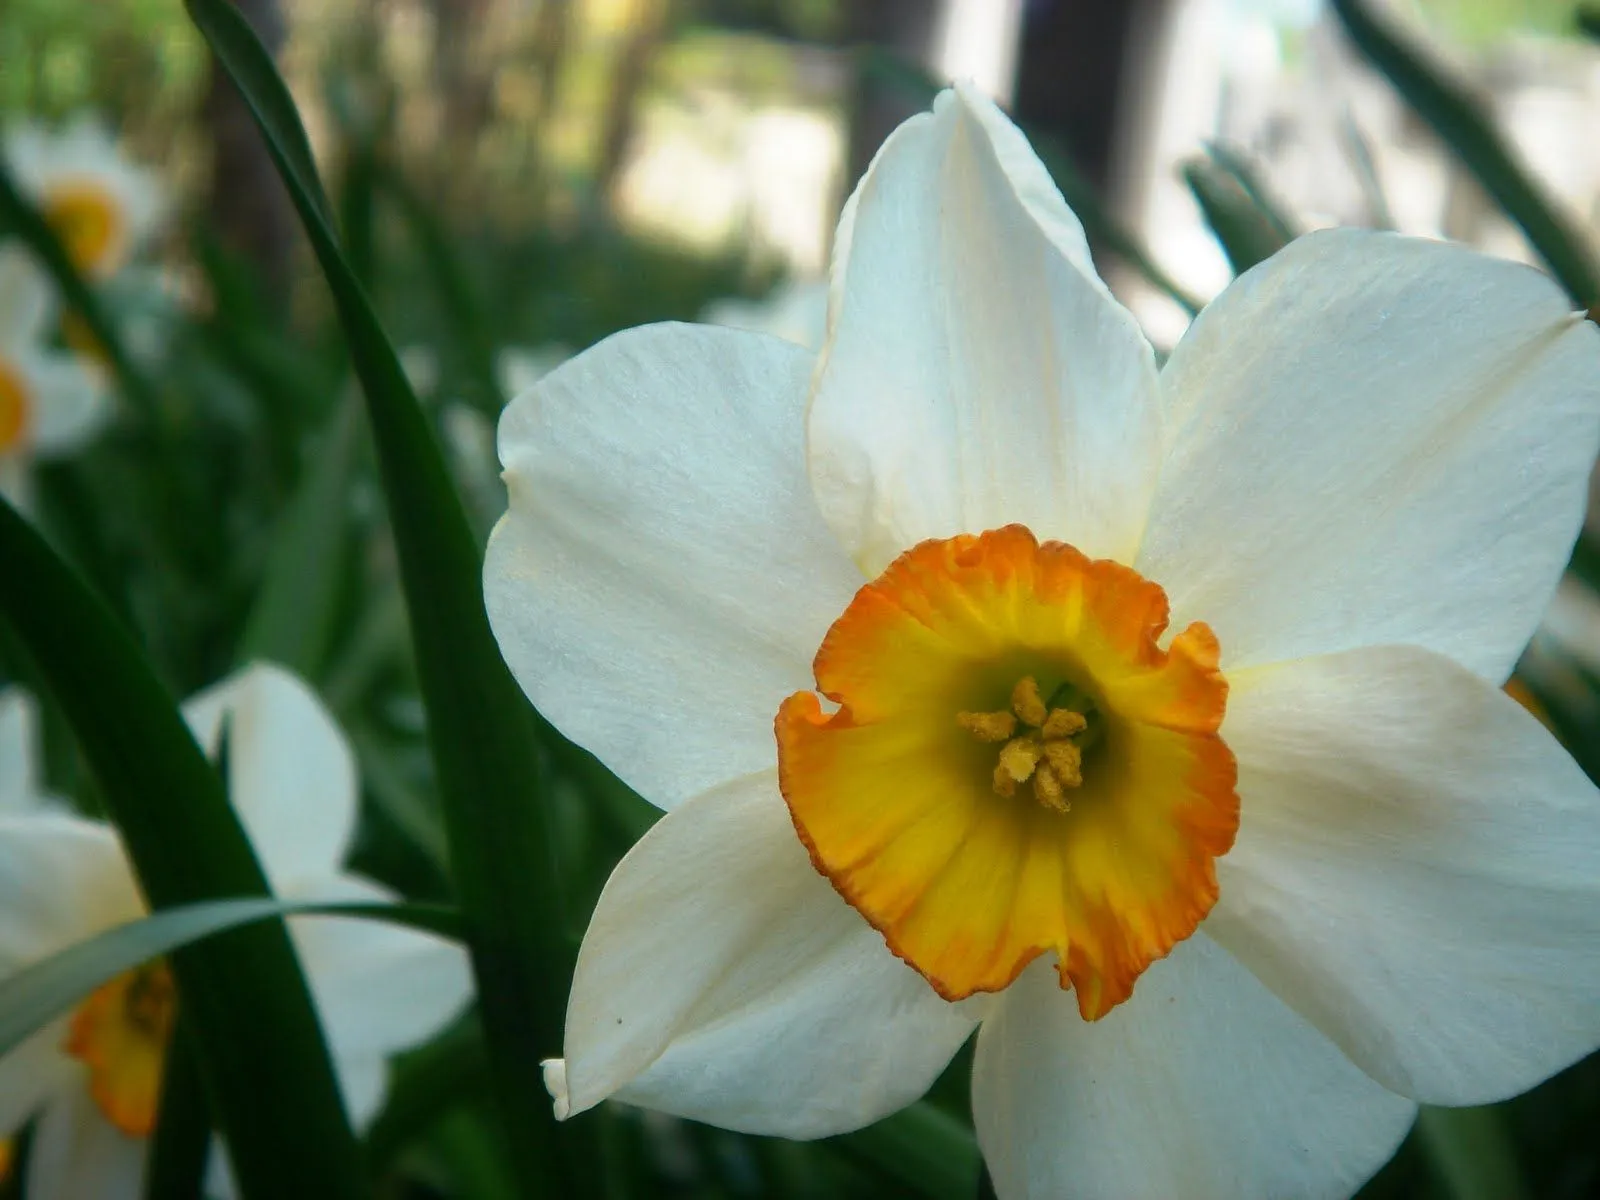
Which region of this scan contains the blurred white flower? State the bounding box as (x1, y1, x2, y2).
(0, 663, 473, 1200)
(0, 248, 109, 505)
(4, 116, 165, 281)
(485, 85, 1600, 1199)
(0, 687, 45, 815)
(700, 278, 827, 349)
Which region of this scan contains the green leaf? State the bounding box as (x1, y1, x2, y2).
(1183, 153, 1293, 275)
(1332, 0, 1600, 308)
(0, 497, 368, 1199)
(0, 162, 162, 419)
(184, 1, 583, 1193)
(1416, 1105, 1529, 1200)
(830, 1102, 981, 1200)
(0, 894, 462, 1058)
(144, 1018, 209, 1200)
(237, 396, 360, 676)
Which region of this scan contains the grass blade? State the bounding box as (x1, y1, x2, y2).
(1416, 1106, 1528, 1200)
(184, 2, 583, 1192)
(1331, 0, 1600, 308)
(1183, 154, 1293, 275)
(0, 498, 367, 1199)
(830, 1102, 980, 1200)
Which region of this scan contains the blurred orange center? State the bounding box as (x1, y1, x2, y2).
(42, 182, 124, 277)
(0, 360, 29, 453)
(64, 961, 175, 1137)
(776, 525, 1239, 1019)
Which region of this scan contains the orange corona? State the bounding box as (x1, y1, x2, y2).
(776, 525, 1238, 1019)
(64, 961, 175, 1137)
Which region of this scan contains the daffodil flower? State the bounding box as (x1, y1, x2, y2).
(484, 86, 1600, 1198)
(0, 664, 472, 1200)
(4, 116, 164, 282)
(0, 248, 108, 505)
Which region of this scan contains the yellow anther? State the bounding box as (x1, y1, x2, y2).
(1011, 676, 1048, 727)
(1043, 739, 1083, 788)
(1033, 763, 1071, 812)
(1041, 708, 1086, 739)
(0, 361, 29, 454)
(957, 709, 1018, 742)
(997, 736, 1042, 786)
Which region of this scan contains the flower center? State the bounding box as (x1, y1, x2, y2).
(63, 960, 175, 1137)
(0, 360, 29, 454)
(776, 525, 1239, 1019)
(42, 181, 125, 277)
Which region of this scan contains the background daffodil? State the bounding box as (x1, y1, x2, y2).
(0, 664, 472, 1200)
(484, 86, 1600, 1200)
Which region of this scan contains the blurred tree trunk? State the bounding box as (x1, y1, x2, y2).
(844, 0, 941, 185)
(1012, 0, 1171, 193)
(595, 0, 669, 209)
(202, 0, 295, 310)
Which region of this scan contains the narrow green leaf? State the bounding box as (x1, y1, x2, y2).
(1416, 1105, 1528, 1200)
(830, 1102, 980, 1200)
(1332, 0, 1600, 307)
(144, 1018, 210, 1200)
(185, 3, 582, 1193)
(0, 163, 161, 419)
(237, 396, 360, 676)
(0, 498, 368, 1199)
(1183, 156, 1292, 275)
(365, 1016, 489, 1171)
(0, 892, 461, 1058)
(1203, 143, 1297, 244)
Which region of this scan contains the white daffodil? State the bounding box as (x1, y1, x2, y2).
(0, 663, 473, 1200)
(484, 85, 1600, 1199)
(0, 686, 46, 815)
(701, 278, 828, 349)
(0, 248, 108, 505)
(4, 116, 164, 282)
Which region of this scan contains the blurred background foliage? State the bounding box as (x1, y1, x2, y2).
(5, 0, 1600, 1197)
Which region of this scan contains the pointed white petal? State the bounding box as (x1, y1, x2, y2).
(183, 664, 358, 886)
(485, 323, 860, 810)
(560, 771, 977, 1137)
(1139, 229, 1600, 680)
(808, 87, 1161, 575)
(0, 814, 138, 969)
(337, 1057, 391, 1131)
(17, 349, 110, 456)
(972, 935, 1415, 1200)
(1208, 645, 1600, 1104)
(0, 247, 54, 349)
(289, 874, 472, 1064)
(25, 1088, 146, 1200)
(0, 1024, 73, 1133)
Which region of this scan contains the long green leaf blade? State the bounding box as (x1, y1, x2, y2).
(1183, 156, 1292, 275)
(1416, 1105, 1529, 1200)
(831, 1102, 980, 1200)
(0, 894, 462, 1057)
(1331, 0, 1600, 307)
(0, 498, 368, 1198)
(184, 3, 580, 1193)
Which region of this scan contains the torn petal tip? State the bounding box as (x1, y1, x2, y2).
(541, 1058, 571, 1120)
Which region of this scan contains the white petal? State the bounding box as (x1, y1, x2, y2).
(25, 1087, 146, 1200)
(808, 87, 1161, 575)
(559, 771, 977, 1137)
(0, 814, 138, 970)
(16, 348, 110, 456)
(183, 664, 358, 887)
(0, 686, 40, 811)
(972, 934, 1415, 1200)
(337, 1057, 391, 1131)
(1138, 229, 1600, 680)
(0, 1024, 73, 1133)
(0, 247, 54, 349)
(289, 874, 472, 1064)
(1206, 645, 1600, 1104)
(485, 323, 860, 810)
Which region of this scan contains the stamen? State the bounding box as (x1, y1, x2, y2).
(957, 710, 1017, 742)
(1011, 677, 1048, 727)
(1041, 708, 1087, 739)
(1043, 739, 1083, 788)
(1033, 763, 1070, 812)
(997, 736, 1042, 786)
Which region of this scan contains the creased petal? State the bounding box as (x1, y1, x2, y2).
(289, 874, 472, 1066)
(25, 1087, 146, 1200)
(972, 934, 1415, 1200)
(558, 771, 977, 1137)
(183, 663, 358, 887)
(1207, 645, 1600, 1104)
(809, 87, 1161, 576)
(0, 687, 40, 811)
(485, 323, 860, 810)
(1138, 229, 1600, 680)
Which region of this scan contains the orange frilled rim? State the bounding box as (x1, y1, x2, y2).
(776, 525, 1238, 1020)
(64, 961, 175, 1138)
(0, 360, 29, 454)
